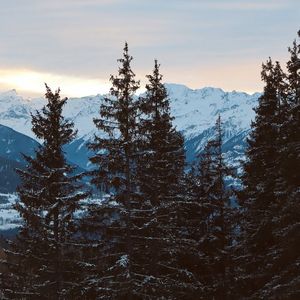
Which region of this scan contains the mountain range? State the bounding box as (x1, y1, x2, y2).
(0, 84, 260, 233)
(0, 84, 260, 189)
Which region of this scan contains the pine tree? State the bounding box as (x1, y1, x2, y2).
(236, 58, 288, 298)
(194, 116, 235, 299)
(138, 60, 185, 206)
(262, 30, 300, 299)
(281, 30, 300, 187)
(1, 85, 88, 299)
(84, 58, 200, 299)
(84, 43, 141, 299)
(133, 61, 202, 299)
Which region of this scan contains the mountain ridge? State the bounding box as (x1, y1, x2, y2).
(0, 83, 260, 170)
(0, 84, 260, 232)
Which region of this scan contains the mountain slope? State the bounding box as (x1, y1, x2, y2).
(0, 85, 259, 232)
(0, 124, 41, 193)
(0, 124, 39, 163)
(0, 85, 259, 170)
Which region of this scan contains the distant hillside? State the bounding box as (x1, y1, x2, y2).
(0, 124, 40, 193)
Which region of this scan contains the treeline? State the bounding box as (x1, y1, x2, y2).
(0, 30, 299, 299)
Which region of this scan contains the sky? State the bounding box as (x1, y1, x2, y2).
(0, 0, 299, 97)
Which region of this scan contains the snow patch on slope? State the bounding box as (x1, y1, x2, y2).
(0, 193, 20, 231)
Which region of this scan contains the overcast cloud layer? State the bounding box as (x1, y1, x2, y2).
(0, 0, 299, 96)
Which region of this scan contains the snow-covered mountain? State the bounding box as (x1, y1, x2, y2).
(0, 84, 260, 232)
(0, 84, 259, 168)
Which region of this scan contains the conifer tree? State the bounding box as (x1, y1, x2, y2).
(236, 58, 288, 298)
(85, 43, 141, 299)
(281, 30, 300, 187)
(232, 31, 300, 299)
(262, 30, 300, 299)
(138, 60, 185, 205)
(134, 61, 202, 298)
(194, 116, 235, 299)
(84, 58, 199, 299)
(1, 85, 87, 299)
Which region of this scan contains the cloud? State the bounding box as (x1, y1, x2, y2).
(0, 0, 299, 96)
(188, 0, 292, 11)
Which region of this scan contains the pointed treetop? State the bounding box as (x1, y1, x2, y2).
(154, 59, 159, 70)
(124, 41, 128, 53)
(146, 59, 163, 85)
(43, 83, 68, 111)
(153, 59, 162, 81)
(122, 41, 130, 63)
(286, 31, 300, 103)
(109, 42, 140, 96)
(287, 30, 300, 59)
(261, 57, 274, 81)
(44, 82, 59, 95)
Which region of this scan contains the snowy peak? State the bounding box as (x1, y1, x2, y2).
(0, 85, 260, 139)
(0, 90, 21, 109)
(0, 84, 260, 231)
(0, 84, 260, 170)
(0, 89, 19, 99)
(166, 84, 259, 141)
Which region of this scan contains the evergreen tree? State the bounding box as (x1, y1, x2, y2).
(281, 30, 300, 187)
(85, 43, 141, 299)
(1, 85, 87, 299)
(138, 60, 185, 206)
(236, 58, 288, 298)
(84, 58, 200, 299)
(194, 116, 235, 299)
(135, 61, 201, 299)
(262, 30, 300, 299)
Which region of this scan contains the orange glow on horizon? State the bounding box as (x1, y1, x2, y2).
(0, 69, 110, 97)
(0, 60, 270, 98)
